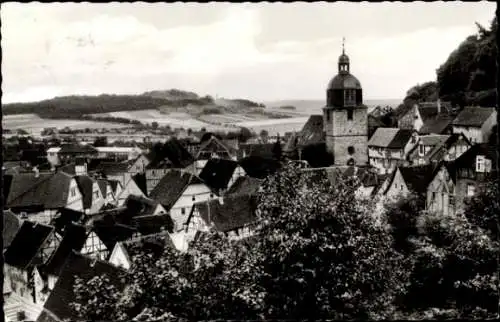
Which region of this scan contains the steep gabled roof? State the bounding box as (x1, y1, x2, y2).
(75, 175, 95, 209)
(194, 195, 258, 232)
(123, 194, 162, 216)
(96, 179, 109, 196)
(42, 251, 126, 322)
(226, 176, 263, 196)
(6, 172, 74, 209)
(425, 133, 471, 163)
(397, 164, 439, 194)
(42, 223, 88, 276)
(453, 143, 497, 171)
(4, 221, 54, 269)
(297, 115, 325, 146)
(419, 114, 454, 134)
(419, 134, 451, 147)
(51, 208, 85, 235)
(149, 170, 205, 210)
(132, 172, 148, 196)
(92, 221, 138, 250)
(130, 214, 174, 235)
(368, 127, 414, 149)
(240, 143, 276, 159)
(3, 210, 23, 249)
(199, 158, 239, 191)
(452, 106, 496, 127)
(196, 136, 237, 159)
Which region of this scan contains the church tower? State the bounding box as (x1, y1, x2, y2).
(323, 39, 368, 166)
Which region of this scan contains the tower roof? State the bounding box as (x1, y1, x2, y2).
(327, 73, 361, 90)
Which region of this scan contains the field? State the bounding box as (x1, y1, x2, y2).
(2, 114, 129, 136)
(90, 109, 229, 131)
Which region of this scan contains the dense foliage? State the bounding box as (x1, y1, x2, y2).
(70, 163, 498, 320)
(395, 16, 497, 117)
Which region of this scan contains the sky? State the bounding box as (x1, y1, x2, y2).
(1, 2, 496, 104)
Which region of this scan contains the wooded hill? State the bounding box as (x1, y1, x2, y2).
(395, 16, 497, 118)
(2, 90, 264, 119)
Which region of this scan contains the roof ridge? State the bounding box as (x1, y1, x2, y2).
(7, 172, 56, 206)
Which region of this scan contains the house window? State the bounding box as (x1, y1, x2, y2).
(181, 208, 186, 215)
(347, 146, 355, 155)
(93, 191, 99, 200)
(476, 155, 485, 173)
(344, 89, 356, 107)
(418, 145, 425, 156)
(70, 187, 77, 197)
(467, 184, 475, 197)
(347, 109, 354, 121)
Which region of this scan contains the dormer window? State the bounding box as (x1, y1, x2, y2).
(476, 155, 485, 173)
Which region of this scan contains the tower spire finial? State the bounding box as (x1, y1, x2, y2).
(342, 37, 345, 54)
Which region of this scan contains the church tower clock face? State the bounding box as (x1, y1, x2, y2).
(323, 38, 368, 166)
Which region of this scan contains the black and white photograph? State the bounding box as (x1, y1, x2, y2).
(1, 1, 498, 321)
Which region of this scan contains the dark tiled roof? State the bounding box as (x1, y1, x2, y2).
(150, 170, 205, 210)
(6, 172, 73, 209)
(196, 136, 237, 159)
(226, 176, 263, 196)
(42, 223, 88, 276)
(419, 115, 454, 134)
(51, 208, 85, 235)
(130, 214, 174, 235)
(3, 210, 23, 249)
(58, 143, 98, 155)
(108, 179, 122, 194)
(86, 158, 117, 172)
(148, 138, 195, 169)
(94, 161, 130, 175)
(195, 195, 257, 232)
(42, 251, 126, 321)
(452, 107, 496, 127)
(418, 105, 440, 121)
(93, 222, 138, 250)
(97, 179, 108, 196)
(388, 129, 415, 149)
(75, 175, 95, 209)
(58, 163, 76, 175)
(398, 164, 439, 194)
(419, 135, 450, 147)
(453, 143, 497, 171)
(123, 195, 162, 216)
(425, 133, 471, 163)
(3, 174, 13, 204)
(239, 156, 281, 179)
(132, 172, 148, 196)
(297, 115, 325, 146)
(240, 143, 276, 159)
(4, 221, 54, 269)
(368, 128, 402, 148)
(199, 158, 239, 192)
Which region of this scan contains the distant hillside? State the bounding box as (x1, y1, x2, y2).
(142, 89, 199, 100)
(2, 90, 264, 119)
(264, 99, 401, 115)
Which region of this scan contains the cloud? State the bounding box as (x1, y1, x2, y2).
(1, 2, 495, 103)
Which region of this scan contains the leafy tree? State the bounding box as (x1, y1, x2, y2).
(463, 177, 498, 239)
(93, 136, 108, 147)
(248, 165, 407, 320)
(400, 212, 499, 319)
(259, 130, 269, 143)
(151, 121, 159, 130)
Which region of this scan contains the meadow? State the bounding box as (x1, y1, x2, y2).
(2, 114, 129, 136)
